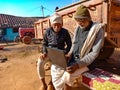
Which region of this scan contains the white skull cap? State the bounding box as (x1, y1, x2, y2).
(50, 13, 62, 25)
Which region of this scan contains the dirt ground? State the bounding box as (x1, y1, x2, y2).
(0, 43, 120, 90)
(0, 43, 41, 90)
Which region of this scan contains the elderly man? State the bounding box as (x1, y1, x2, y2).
(51, 5, 104, 90)
(37, 13, 72, 90)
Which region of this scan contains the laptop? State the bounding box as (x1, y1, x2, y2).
(47, 47, 67, 69)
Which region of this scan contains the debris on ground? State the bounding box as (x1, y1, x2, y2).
(0, 55, 7, 63)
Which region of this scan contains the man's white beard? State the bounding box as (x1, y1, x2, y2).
(80, 26, 86, 30)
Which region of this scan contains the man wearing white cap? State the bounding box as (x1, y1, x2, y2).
(51, 5, 105, 90)
(37, 13, 72, 90)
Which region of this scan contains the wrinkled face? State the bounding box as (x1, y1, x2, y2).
(52, 23, 62, 33)
(75, 18, 90, 30)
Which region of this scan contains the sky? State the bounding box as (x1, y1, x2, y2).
(0, 0, 79, 17)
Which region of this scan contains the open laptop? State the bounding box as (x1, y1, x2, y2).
(47, 47, 67, 69)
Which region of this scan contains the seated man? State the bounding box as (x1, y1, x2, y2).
(37, 13, 72, 90)
(51, 5, 105, 90)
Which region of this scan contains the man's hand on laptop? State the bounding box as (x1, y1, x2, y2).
(65, 53, 72, 62)
(66, 63, 79, 74)
(39, 53, 47, 60)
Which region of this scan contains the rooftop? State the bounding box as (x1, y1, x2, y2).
(0, 14, 44, 28)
